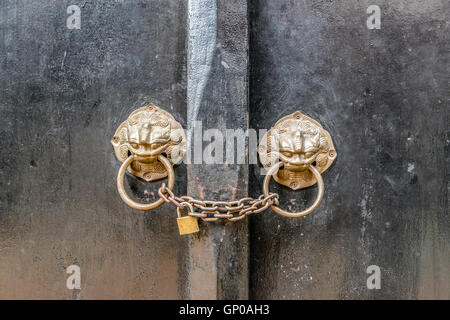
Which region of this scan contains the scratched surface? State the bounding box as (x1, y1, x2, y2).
(186, 0, 249, 299)
(249, 0, 449, 299)
(0, 0, 188, 299)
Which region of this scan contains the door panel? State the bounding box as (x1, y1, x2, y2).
(249, 0, 448, 299)
(0, 0, 188, 299)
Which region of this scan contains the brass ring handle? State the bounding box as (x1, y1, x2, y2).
(263, 162, 324, 218)
(117, 154, 175, 210)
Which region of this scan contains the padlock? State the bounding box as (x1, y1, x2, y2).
(176, 203, 199, 235)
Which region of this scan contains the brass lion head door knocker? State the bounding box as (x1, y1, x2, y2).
(112, 105, 336, 235)
(111, 104, 186, 210)
(258, 111, 337, 217)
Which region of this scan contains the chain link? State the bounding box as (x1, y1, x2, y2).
(157, 183, 279, 222)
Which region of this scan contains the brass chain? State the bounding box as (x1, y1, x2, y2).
(158, 183, 279, 222)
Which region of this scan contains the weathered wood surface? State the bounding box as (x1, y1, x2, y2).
(0, 0, 188, 299)
(186, 0, 249, 299)
(249, 0, 448, 299)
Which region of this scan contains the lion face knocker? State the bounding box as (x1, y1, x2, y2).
(258, 111, 336, 190)
(111, 104, 186, 182)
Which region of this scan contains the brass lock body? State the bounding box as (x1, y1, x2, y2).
(258, 111, 336, 190)
(176, 203, 199, 235)
(177, 216, 200, 235)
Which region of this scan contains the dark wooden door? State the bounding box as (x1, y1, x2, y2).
(248, 0, 448, 299)
(0, 0, 448, 299)
(0, 0, 189, 299)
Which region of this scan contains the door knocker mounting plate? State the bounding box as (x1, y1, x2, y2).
(257, 111, 336, 190)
